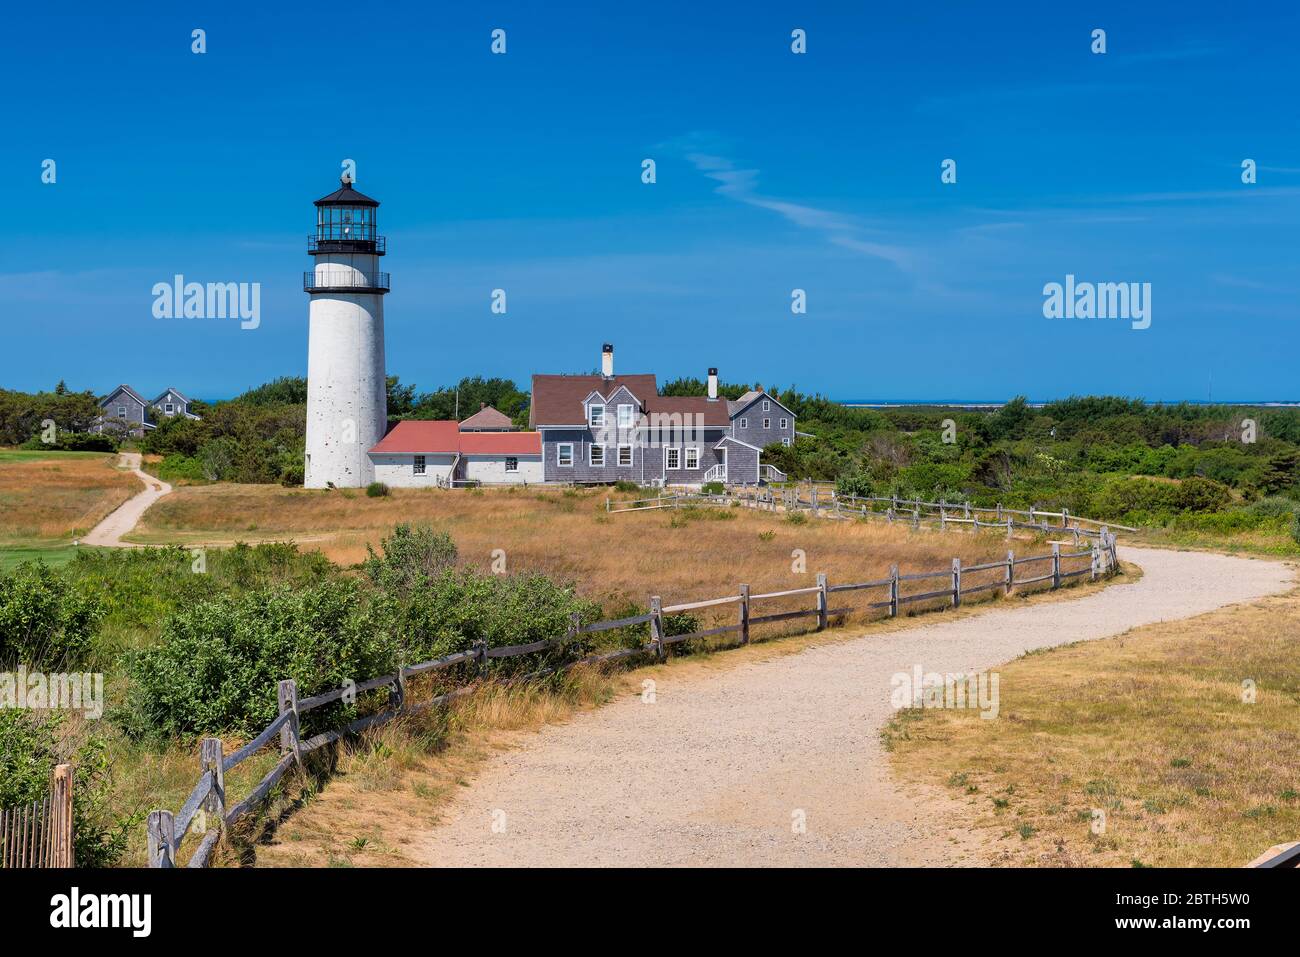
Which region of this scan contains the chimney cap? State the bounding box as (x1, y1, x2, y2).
(708, 367, 718, 376)
(602, 343, 613, 353)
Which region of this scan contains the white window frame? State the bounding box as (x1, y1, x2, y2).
(779, 417, 787, 430)
(684, 447, 700, 470)
(117, 406, 127, 418)
(557, 443, 574, 467)
(665, 447, 680, 470)
(413, 454, 426, 475)
(782, 437, 792, 447)
(763, 418, 771, 430)
(738, 417, 747, 429)
(617, 444, 633, 467)
(165, 403, 174, 414)
(762, 400, 770, 412)
(588, 404, 605, 428)
(505, 456, 519, 473)
(617, 404, 634, 429)
(589, 444, 605, 467)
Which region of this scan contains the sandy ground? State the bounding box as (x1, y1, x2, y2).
(409, 546, 1294, 867)
(82, 452, 172, 547)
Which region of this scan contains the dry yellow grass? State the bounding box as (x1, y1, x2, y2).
(886, 590, 1300, 867)
(130, 483, 1090, 619)
(0, 451, 138, 544)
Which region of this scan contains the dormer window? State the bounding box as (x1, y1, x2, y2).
(617, 404, 634, 429)
(589, 404, 605, 428)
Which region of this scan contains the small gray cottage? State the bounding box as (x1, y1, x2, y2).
(95, 384, 200, 436)
(529, 344, 793, 487)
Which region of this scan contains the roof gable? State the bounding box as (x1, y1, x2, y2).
(458, 405, 515, 430)
(729, 390, 796, 421)
(530, 374, 657, 427)
(101, 384, 147, 408)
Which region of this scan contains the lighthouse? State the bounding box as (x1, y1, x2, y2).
(303, 176, 390, 488)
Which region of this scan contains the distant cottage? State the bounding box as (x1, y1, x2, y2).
(94, 384, 201, 437)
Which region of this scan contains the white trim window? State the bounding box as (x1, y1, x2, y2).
(164, 403, 175, 414)
(782, 437, 792, 447)
(413, 454, 426, 475)
(684, 447, 700, 470)
(618, 444, 633, 467)
(779, 417, 787, 430)
(505, 456, 519, 473)
(557, 443, 574, 467)
(617, 404, 634, 429)
(117, 406, 127, 418)
(738, 417, 747, 429)
(665, 447, 680, 470)
(589, 445, 605, 467)
(588, 404, 605, 428)
(763, 418, 771, 429)
(762, 400, 771, 412)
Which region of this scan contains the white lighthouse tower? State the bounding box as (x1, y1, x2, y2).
(303, 176, 389, 488)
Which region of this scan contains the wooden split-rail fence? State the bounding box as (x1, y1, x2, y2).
(146, 527, 1120, 867)
(607, 485, 1137, 540)
(1, 764, 75, 868)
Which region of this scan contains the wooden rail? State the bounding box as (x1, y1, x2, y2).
(146, 530, 1120, 867)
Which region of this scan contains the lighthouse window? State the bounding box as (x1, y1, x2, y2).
(413, 455, 426, 475)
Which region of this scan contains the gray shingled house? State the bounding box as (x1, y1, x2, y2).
(94, 385, 200, 437)
(529, 344, 792, 486)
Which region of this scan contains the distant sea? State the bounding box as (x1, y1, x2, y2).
(837, 399, 1300, 409)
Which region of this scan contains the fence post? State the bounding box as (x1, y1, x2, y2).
(738, 584, 750, 645)
(816, 573, 828, 630)
(605, 497, 610, 512)
(939, 507, 946, 531)
(650, 595, 664, 659)
(50, 763, 73, 868)
(996, 502, 1002, 521)
(963, 502, 971, 519)
(278, 679, 302, 767)
(1028, 504, 1035, 523)
(951, 558, 961, 607)
(912, 507, 920, 530)
(889, 564, 899, 618)
(147, 810, 175, 868)
(200, 738, 225, 835)
(1005, 550, 1014, 595)
(1006, 515, 1013, 540)
(1090, 542, 1101, 581)
(1051, 543, 1061, 590)
(1062, 507, 1070, 528)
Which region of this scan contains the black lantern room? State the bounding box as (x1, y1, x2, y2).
(308, 177, 385, 255)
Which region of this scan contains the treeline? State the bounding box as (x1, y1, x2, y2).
(0, 383, 111, 447)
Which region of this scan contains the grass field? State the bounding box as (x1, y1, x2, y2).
(128, 483, 1092, 620)
(885, 590, 1300, 867)
(0, 449, 138, 565)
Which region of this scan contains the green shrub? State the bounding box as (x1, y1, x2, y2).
(701, 481, 725, 495)
(785, 511, 807, 525)
(124, 578, 396, 738)
(362, 524, 457, 594)
(18, 431, 118, 452)
(365, 481, 390, 498)
(0, 562, 102, 668)
(153, 453, 208, 483)
(613, 480, 642, 493)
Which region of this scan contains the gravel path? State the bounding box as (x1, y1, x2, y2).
(82, 452, 172, 547)
(411, 546, 1293, 867)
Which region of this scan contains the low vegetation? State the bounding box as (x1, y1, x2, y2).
(885, 591, 1300, 867)
(0, 451, 138, 562)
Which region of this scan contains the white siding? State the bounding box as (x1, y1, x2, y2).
(371, 453, 454, 488)
(462, 454, 544, 484)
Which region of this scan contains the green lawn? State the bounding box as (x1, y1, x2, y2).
(0, 543, 90, 572)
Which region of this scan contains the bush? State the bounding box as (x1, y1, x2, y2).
(0, 563, 102, 668)
(365, 481, 390, 498)
(701, 481, 725, 495)
(363, 524, 458, 595)
(18, 431, 118, 452)
(124, 578, 396, 737)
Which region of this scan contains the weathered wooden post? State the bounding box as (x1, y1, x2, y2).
(147, 810, 175, 868)
(605, 497, 610, 512)
(1062, 507, 1070, 529)
(1028, 504, 1035, 524)
(278, 679, 302, 767)
(963, 502, 971, 519)
(1090, 542, 1101, 581)
(996, 502, 1002, 521)
(650, 595, 664, 659)
(912, 507, 920, 530)
(1051, 543, 1061, 590)
(886, 507, 894, 523)
(951, 558, 961, 607)
(816, 573, 828, 630)
(200, 738, 225, 834)
(1005, 550, 1014, 595)
(1006, 515, 1013, 540)
(50, 763, 73, 868)
(939, 507, 946, 531)
(738, 584, 750, 645)
(888, 564, 899, 618)
(474, 639, 488, 679)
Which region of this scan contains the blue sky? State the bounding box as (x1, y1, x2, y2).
(4, 1, 1297, 401)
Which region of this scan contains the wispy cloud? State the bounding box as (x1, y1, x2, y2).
(668, 135, 916, 272)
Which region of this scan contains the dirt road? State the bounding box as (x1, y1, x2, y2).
(82, 452, 172, 547)
(411, 546, 1293, 867)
